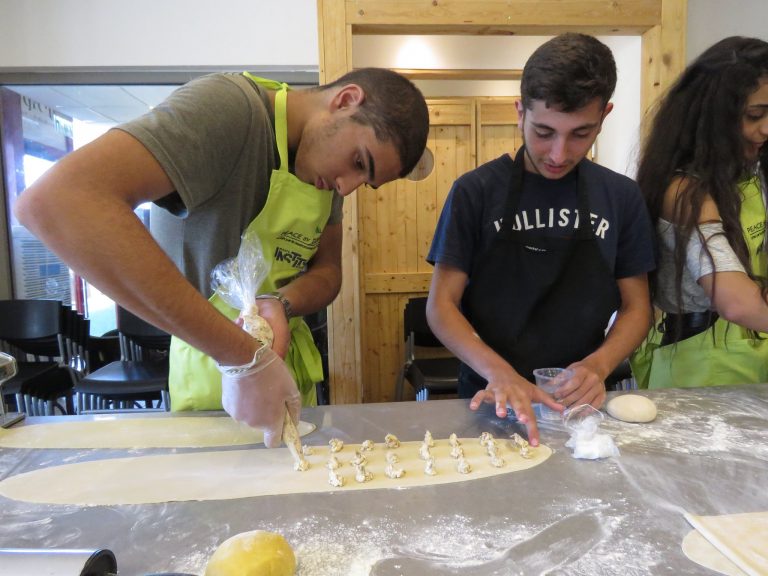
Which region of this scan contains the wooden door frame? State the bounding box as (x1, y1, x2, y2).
(317, 0, 687, 405)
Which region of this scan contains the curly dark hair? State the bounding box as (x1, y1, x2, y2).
(637, 36, 768, 319)
(521, 33, 617, 112)
(320, 68, 429, 178)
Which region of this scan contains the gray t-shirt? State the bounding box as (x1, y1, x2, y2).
(116, 73, 343, 296)
(655, 219, 745, 312)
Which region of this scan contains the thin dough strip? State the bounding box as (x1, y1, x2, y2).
(0, 439, 552, 506)
(0, 417, 316, 449)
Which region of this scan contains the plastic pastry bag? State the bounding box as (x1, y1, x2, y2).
(211, 229, 274, 346)
(213, 231, 302, 449)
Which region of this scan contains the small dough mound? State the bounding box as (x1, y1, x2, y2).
(205, 530, 296, 576)
(606, 394, 657, 423)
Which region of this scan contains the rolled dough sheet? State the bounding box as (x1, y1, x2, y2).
(0, 438, 551, 506)
(0, 417, 315, 449)
(682, 529, 747, 576)
(683, 511, 768, 576)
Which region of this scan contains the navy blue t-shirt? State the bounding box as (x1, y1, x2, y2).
(427, 154, 655, 279)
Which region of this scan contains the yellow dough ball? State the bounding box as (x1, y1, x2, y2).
(205, 530, 296, 576)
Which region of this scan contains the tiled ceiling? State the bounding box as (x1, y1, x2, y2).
(7, 84, 179, 125)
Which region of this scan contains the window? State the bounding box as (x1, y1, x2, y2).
(1, 84, 177, 335)
(1, 68, 317, 336)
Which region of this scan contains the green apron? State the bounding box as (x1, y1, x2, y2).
(169, 74, 332, 410)
(631, 175, 768, 388)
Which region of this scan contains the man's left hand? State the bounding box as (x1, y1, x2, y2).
(556, 361, 607, 410)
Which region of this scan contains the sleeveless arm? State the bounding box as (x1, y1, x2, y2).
(663, 177, 768, 331)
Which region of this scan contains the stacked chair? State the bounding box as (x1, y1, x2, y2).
(76, 306, 171, 413)
(0, 299, 83, 415)
(395, 296, 461, 401)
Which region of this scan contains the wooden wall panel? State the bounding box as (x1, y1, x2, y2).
(430, 99, 476, 248)
(318, 0, 363, 405)
(359, 99, 473, 403)
(362, 293, 418, 402)
(416, 144, 438, 269)
(477, 98, 521, 166)
(318, 0, 350, 82)
(398, 178, 417, 271)
(347, 0, 660, 33)
(641, 0, 687, 117)
(361, 293, 381, 402)
(479, 125, 518, 165)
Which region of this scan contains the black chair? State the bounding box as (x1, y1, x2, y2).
(0, 299, 77, 415)
(395, 297, 461, 401)
(63, 306, 90, 376)
(605, 358, 634, 391)
(85, 330, 121, 372)
(76, 306, 171, 413)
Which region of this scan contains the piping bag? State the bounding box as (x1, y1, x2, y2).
(212, 230, 306, 468)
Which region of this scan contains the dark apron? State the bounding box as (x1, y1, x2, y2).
(459, 147, 621, 397)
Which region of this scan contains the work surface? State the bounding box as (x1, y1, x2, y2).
(0, 386, 766, 575)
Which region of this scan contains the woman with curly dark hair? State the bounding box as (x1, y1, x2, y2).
(632, 36, 768, 388)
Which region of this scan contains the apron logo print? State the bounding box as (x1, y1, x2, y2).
(524, 245, 548, 253)
(277, 230, 321, 251)
(746, 220, 766, 241)
(274, 246, 309, 269)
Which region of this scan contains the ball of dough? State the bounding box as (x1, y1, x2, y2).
(606, 394, 657, 423)
(205, 530, 296, 576)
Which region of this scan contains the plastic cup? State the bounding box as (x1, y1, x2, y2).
(563, 403, 604, 432)
(533, 367, 573, 421)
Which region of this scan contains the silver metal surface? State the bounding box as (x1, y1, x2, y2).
(0, 413, 25, 429)
(0, 352, 16, 384)
(0, 352, 24, 428)
(0, 387, 766, 575)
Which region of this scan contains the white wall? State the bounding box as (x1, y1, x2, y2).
(687, 0, 768, 62)
(0, 0, 762, 177)
(0, 7, 638, 177)
(0, 0, 766, 300)
(3, 0, 763, 68)
(0, 0, 318, 67)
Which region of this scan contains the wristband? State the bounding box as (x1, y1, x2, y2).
(255, 292, 294, 319)
(218, 342, 269, 376)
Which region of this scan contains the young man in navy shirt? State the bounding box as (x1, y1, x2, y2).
(427, 34, 654, 446)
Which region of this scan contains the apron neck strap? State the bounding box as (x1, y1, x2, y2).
(242, 72, 290, 171)
(574, 162, 592, 239)
(497, 147, 526, 239)
(500, 146, 592, 239)
(760, 164, 768, 254)
(242, 73, 288, 91)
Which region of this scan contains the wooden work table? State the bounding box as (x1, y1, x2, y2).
(0, 386, 766, 575)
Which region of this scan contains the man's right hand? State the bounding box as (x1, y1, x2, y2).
(468, 370, 563, 447)
(219, 346, 301, 448)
